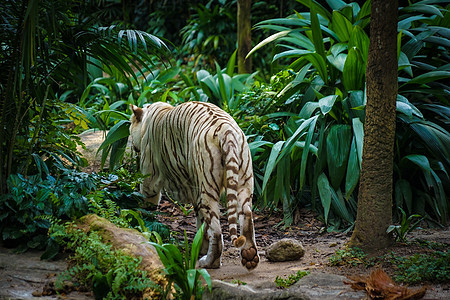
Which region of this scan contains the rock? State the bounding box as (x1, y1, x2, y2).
(202, 272, 365, 300)
(266, 238, 305, 262)
(76, 214, 167, 299)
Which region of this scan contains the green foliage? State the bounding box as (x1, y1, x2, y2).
(231, 279, 247, 285)
(150, 224, 212, 300)
(0, 166, 170, 254)
(388, 250, 450, 284)
(387, 207, 424, 242)
(329, 247, 374, 267)
(244, 0, 449, 228)
(0, 0, 169, 191)
(274, 270, 309, 289)
(0, 171, 93, 251)
(180, 2, 237, 66)
(51, 223, 162, 299)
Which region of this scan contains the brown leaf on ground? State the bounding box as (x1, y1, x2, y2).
(345, 269, 427, 300)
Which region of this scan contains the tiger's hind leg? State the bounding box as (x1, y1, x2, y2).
(195, 208, 209, 256)
(238, 188, 259, 271)
(197, 201, 223, 269)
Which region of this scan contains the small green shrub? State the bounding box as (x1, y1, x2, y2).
(329, 247, 374, 267)
(386, 207, 424, 242)
(274, 270, 309, 289)
(388, 250, 450, 284)
(150, 224, 212, 300)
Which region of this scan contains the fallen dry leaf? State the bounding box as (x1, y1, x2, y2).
(345, 269, 427, 300)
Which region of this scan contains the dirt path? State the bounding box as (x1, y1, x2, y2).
(157, 198, 449, 299)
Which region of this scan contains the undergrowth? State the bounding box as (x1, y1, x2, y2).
(387, 250, 450, 284)
(274, 270, 309, 289)
(329, 247, 375, 267)
(329, 243, 450, 285)
(50, 222, 163, 299)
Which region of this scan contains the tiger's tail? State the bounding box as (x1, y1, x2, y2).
(222, 131, 246, 249)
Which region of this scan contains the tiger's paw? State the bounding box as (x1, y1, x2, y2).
(241, 246, 259, 270)
(198, 255, 221, 269)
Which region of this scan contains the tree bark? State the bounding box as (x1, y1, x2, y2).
(237, 0, 252, 74)
(349, 0, 398, 252)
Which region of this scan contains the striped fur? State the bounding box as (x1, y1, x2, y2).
(130, 101, 259, 270)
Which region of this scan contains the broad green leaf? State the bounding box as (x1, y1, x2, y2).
(352, 118, 364, 167)
(327, 53, 346, 72)
(299, 102, 319, 119)
(198, 268, 212, 292)
(403, 70, 450, 85)
(187, 269, 196, 294)
(97, 120, 130, 153)
(305, 53, 328, 84)
(191, 223, 205, 269)
(398, 52, 413, 76)
(226, 50, 237, 76)
(345, 138, 360, 199)
(280, 116, 318, 162)
(273, 49, 312, 61)
(319, 95, 339, 115)
(343, 47, 365, 91)
(326, 125, 352, 190)
(247, 31, 290, 59)
(317, 173, 332, 224)
(401, 154, 433, 187)
(300, 116, 318, 189)
(395, 179, 413, 214)
(348, 26, 369, 65)
(409, 122, 450, 167)
(331, 11, 353, 42)
(401, 4, 444, 18)
(262, 141, 285, 193)
(310, 7, 326, 61)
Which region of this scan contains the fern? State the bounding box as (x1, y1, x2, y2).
(51, 222, 162, 299)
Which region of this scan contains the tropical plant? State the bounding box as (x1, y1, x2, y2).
(0, 0, 169, 192)
(150, 224, 212, 300)
(245, 0, 449, 227)
(387, 207, 424, 243)
(180, 2, 237, 66)
(191, 51, 257, 109)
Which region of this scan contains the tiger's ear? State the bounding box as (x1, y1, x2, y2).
(130, 104, 143, 122)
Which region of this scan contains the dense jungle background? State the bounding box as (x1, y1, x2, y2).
(0, 0, 449, 299)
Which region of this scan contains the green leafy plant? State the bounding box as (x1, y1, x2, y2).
(387, 207, 424, 242)
(329, 246, 374, 267)
(150, 223, 212, 300)
(50, 222, 162, 299)
(231, 279, 247, 285)
(244, 0, 449, 228)
(388, 250, 450, 284)
(274, 270, 309, 289)
(180, 2, 236, 66)
(0, 0, 169, 192)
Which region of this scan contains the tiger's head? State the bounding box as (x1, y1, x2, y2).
(129, 104, 144, 153)
(129, 102, 174, 153)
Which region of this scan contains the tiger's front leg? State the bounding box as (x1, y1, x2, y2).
(197, 201, 223, 269)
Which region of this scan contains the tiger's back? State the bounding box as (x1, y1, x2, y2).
(130, 101, 259, 270)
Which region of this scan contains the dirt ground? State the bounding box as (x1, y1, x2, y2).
(1, 197, 448, 299)
(156, 198, 450, 299)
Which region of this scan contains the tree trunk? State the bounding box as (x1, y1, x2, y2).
(237, 0, 252, 74)
(349, 0, 398, 252)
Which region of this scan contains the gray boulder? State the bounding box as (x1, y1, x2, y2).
(266, 238, 305, 262)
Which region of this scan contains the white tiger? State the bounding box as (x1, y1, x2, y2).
(129, 101, 259, 270)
